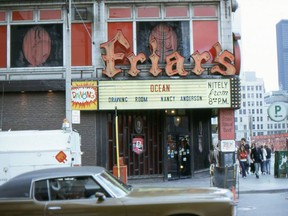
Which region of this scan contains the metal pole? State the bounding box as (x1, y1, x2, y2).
(115, 106, 120, 178)
(249, 115, 252, 141)
(65, 0, 72, 130)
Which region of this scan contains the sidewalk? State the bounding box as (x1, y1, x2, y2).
(129, 170, 288, 194)
(130, 155, 288, 194)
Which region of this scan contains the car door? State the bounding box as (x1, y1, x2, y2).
(46, 198, 126, 216)
(0, 200, 45, 216)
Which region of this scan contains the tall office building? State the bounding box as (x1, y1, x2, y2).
(276, 20, 288, 91)
(234, 71, 266, 142)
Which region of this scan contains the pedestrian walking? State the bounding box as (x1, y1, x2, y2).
(250, 143, 255, 174)
(265, 144, 272, 175)
(251, 142, 262, 179)
(237, 144, 247, 178)
(242, 138, 251, 175)
(261, 145, 267, 175)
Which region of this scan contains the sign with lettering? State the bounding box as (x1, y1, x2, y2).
(218, 109, 235, 140)
(268, 102, 287, 122)
(72, 81, 98, 110)
(100, 30, 237, 78)
(98, 79, 238, 110)
(220, 140, 236, 152)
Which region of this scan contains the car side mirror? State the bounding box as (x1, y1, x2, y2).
(95, 192, 106, 202)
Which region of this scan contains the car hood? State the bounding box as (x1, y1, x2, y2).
(126, 187, 233, 202)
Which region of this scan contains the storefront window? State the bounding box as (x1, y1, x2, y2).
(0, 26, 7, 67)
(40, 9, 62, 20)
(107, 3, 218, 67)
(193, 5, 217, 17)
(137, 21, 190, 64)
(109, 7, 132, 18)
(137, 6, 160, 18)
(107, 22, 133, 65)
(10, 24, 63, 67)
(192, 20, 218, 62)
(0, 11, 5, 21)
(165, 6, 188, 18)
(72, 23, 92, 66)
(12, 10, 33, 21)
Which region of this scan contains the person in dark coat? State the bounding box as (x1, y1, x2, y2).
(250, 142, 262, 179)
(250, 143, 255, 174)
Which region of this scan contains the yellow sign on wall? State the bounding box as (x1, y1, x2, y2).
(98, 79, 233, 110)
(71, 81, 98, 110)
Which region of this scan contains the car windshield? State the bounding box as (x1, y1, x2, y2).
(97, 171, 131, 197)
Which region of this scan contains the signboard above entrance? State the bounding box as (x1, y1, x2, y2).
(98, 78, 240, 110)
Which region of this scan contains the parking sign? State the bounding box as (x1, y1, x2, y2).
(268, 102, 287, 122)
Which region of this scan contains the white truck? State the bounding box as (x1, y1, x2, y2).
(0, 129, 82, 185)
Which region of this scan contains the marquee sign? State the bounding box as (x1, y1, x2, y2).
(98, 78, 240, 110)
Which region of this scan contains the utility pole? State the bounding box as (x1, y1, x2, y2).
(65, 0, 72, 130)
(249, 115, 253, 141)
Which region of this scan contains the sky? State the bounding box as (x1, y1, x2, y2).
(233, 0, 288, 92)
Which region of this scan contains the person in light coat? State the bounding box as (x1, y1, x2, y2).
(261, 145, 267, 175)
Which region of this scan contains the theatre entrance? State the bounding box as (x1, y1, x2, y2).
(166, 114, 191, 180)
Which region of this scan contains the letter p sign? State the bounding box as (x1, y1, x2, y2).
(268, 102, 287, 122)
(275, 105, 282, 116)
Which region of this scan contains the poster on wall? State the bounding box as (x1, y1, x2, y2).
(71, 81, 98, 110)
(132, 137, 144, 155)
(10, 24, 63, 67)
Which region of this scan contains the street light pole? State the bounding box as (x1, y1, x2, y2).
(249, 115, 253, 141)
(115, 106, 120, 178)
(65, 0, 72, 130)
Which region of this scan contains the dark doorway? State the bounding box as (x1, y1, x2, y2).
(165, 113, 191, 180)
(167, 134, 191, 180)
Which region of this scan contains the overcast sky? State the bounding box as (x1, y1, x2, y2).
(233, 0, 288, 92)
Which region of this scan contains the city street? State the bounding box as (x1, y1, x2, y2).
(131, 154, 288, 216)
(237, 192, 288, 216)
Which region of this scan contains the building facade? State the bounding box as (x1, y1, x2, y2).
(276, 20, 288, 91)
(0, 0, 240, 180)
(234, 71, 266, 142)
(235, 71, 288, 143)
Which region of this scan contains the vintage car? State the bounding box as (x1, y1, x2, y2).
(0, 166, 237, 216)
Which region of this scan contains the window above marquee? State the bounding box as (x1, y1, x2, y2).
(109, 7, 132, 19)
(7, 5, 93, 23)
(193, 5, 218, 17)
(9, 9, 63, 23)
(39, 9, 62, 21)
(107, 3, 219, 20)
(137, 6, 160, 18)
(165, 6, 189, 18)
(0, 11, 5, 22)
(1, 4, 93, 69)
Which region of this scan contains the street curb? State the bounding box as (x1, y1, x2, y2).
(239, 188, 288, 194)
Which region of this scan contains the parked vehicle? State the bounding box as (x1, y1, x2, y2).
(0, 166, 237, 216)
(0, 129, 82, 185)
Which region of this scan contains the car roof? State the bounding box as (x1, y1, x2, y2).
(0, 166, 106, 198)
(9, 166, 105, 182)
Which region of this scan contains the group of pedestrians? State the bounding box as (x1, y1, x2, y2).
(237, 138, 272, 179)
